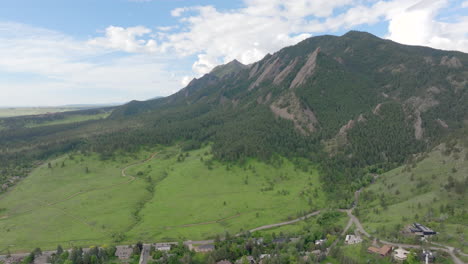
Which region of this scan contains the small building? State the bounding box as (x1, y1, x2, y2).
(368, 245, 392, 257)
(410, 223, 436, 236)
(253, 238, 264, 245)
(345, 235, 362, 244)
(393, 248, 410, 261)
(258, 254, 270, 264)
(290, 237, 300, 243)
(154, 242, 176, 252)
(194, 244, 214, 253)
(420, 250, 435, 263)
(315, 239, 327, 246)
(115, 246, 133, 261)
(272, 238, 288, 244)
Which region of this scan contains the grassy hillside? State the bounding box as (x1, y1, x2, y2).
(358, 141, 468, 251)
(0, 145, 324, 252)
(24, 112, 110, 128)
(0, 107, 85, 118)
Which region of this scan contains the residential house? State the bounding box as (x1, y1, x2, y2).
(115, 246, 133, 261)
(315, 239, 326, 246)
(368, 245, 392, 257)
(410, 223, 436, 236)
(194, 244, 214, 253)
(345, 235, 362, 244)
(393, 248, 410, 261)
(154, 243, 176, 252)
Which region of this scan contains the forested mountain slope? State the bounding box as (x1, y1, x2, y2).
(1, 31, 467, 203)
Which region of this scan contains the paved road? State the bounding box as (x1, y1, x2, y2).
(138, 244, 151, 264)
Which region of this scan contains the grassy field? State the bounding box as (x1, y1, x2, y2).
(254, 210, 348, 237)
(125, 146, 325, 242)
(0, 145, 325, 252)
(0, 107, 87, 117)
(358, 143, 468, 251)
(25, 113, 111, 128)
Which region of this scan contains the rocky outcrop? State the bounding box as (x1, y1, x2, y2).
(249, 56, 283, 90)
(373, 104, 382, 115)
(440, 56, 462, 68)
(338, 120, 355, 136)
(249, 63, 260, 78)
(427, 86, 441, 94)
(406, 96, 439, 113)
(437, 119, 449, 129)
(290, 48, 320, 89)
(405, 95, 439, 140)
(357, 114, 366, 123)
(447, 74, 467, 92)
(273, 58, 299, 85)
(413, 110, 423, 140)
(270, 92, 318, 134)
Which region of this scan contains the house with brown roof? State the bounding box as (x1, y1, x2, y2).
(194, 244, 214, 253)
(368, 245, 392, 257)
(115, 246, 133, 261)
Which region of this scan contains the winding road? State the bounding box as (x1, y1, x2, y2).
(340, 188, 467, 264)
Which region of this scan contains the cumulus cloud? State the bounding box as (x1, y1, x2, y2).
(386, 0, 468, 52)
(155, 0, 468, 77)
(88, 26, 158, 53)
(0, 22, 183, 106)
(2, 0, 468, 106)
(81, 0, 468, 83)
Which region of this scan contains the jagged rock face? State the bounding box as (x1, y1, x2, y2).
(273, 58, 299, 85)
(269, 92, 318, 135)
(413, 110, 423, 140)
(290, 48, 319, 89)
(249, 56, 283, 90)
(437, 119, 448, 128)
(111, 30, 468, 152)
(440, 56, 462, 68)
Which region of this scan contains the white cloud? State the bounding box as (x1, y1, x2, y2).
(2, 0, 468, 106)
(180, 76, 192, 86)
(78, 0, 468, 84)
(88, 26, 158, 53)
(154, 0, 468, 78)
(0, 22, 183, 106)
(386, 0, 468, 52)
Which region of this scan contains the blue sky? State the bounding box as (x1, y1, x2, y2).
(0, 0, 467, 106)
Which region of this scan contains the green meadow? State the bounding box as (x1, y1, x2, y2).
(0, 107, 84, 118)
(0, 145, 325, 252)
(358, 144, 468, 251)
(25, 113, 111, 128)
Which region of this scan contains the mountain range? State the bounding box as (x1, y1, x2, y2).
(1, 30, 467, 201)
